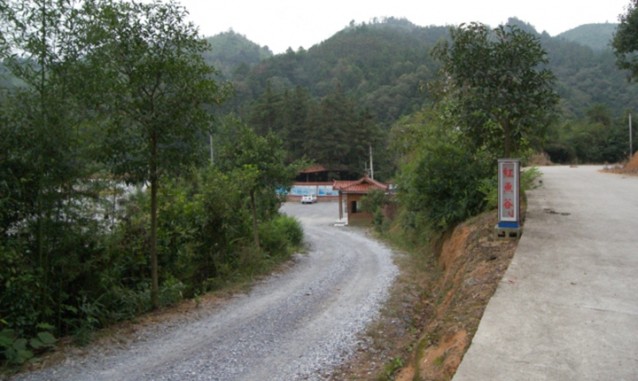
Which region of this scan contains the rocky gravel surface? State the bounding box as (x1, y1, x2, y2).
(12, 202, 398, 381)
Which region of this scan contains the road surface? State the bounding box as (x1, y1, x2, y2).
(454, 166, 638, 380)
(13, 202, 397, 381)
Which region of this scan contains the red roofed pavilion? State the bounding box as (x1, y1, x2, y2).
(333, 176, 389, 224)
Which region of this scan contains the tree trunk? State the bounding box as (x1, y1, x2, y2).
(503, 120, 513, 158)
(250, 190, 260, 249)
(150, 133, 159, 309)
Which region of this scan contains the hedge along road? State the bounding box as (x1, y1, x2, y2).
(13, 202, 398, 381)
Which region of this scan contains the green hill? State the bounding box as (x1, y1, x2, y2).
(557, 23, 618, 51)
(210, 18, 637, 123)
(220, 18, 448, 126)
(203, 30, 273, 78)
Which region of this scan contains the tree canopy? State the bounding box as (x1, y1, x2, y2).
(0, 1, 303, 361)
(73, 0, 227, 308)
(432, 23, 559, 158)
(613, 0, 638, 80)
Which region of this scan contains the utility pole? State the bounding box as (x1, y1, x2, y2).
(369, 144, 374, 180)
(630, 114, 634, 161)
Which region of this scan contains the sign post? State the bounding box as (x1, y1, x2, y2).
(496, 159, 522, 238)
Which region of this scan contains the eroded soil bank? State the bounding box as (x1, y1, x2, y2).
(331, 210, 520, 381)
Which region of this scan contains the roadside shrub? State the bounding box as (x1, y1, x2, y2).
(479, 166, 543, 211)
(0, 244, 42, 337)
(544, 142, 575, 164)
(398, 138, 492, 232)
(361, 189, 389, 232)
(158, 276, 186, 307)
(66, 296, 105, 346)
(0, 322, 56, 365)
(478, 176, 499, 210)
(0, 162, 300, 365)
(258, 214, 303, 257)
(277, 215, 304, 248)
(98, 284, 151, 323)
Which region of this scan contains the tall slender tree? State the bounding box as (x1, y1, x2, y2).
(1, 0, 89, 321)
(216, 119, 299, 249)
(76, 0, 227, 308)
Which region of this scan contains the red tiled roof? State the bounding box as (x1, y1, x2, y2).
(300, 164, 328, 173)
(332, 180, 359, 189)
(333, 176, 388, 194)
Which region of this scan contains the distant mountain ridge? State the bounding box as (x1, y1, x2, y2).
(203, 30, 273, 78)
(205, 18, 637, 121)
(557, 23, 618, 51)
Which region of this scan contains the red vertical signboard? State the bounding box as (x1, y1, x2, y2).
(498, 159, 520, 229)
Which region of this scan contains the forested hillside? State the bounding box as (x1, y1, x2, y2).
(217, 18, 447, 127)
(557, 23, 617, 51)
(203, 30, 273, 78)
(206, 17, 637, 168)
(208, 18, 636, 120)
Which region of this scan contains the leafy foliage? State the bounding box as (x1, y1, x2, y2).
(204, 30, 273, 79)
(360, 189, 390, 231)
(215, 118, 302, 247)
(392, 23, 558, 234)
(258, 215, 304, 257)
(613, 0, 638, 80)
(209, 17, 638, 170)
(220, 18, 446, 129)
(392, 109, 492, 232)
(432, 23, 558, 157)
(70, 0, 228, 309)
(0, 322, 56, 365)
(545, 105, 631, 163)
(0, 0, 301, 369)
(245, 81, 389, 178)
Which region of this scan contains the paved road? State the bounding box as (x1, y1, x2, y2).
(13, 202, 397, 381)
(454, 166, 638, 380)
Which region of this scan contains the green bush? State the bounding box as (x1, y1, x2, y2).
(361, 189, 390, 232)
(544, 142, 575, 164)
(0, 245, 42, 337)
(398, 138, 492, 231)
(99, 284, 151, 323)
(479, 166, 542, 211)
(258, 214, 303, 257)
(158, 276, 186, 307)
(277, 215, 304, 248)
(0, 322, 56, 365)
(0, 163, 300, 365)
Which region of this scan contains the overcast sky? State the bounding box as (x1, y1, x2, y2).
(175, 0, 629, 54)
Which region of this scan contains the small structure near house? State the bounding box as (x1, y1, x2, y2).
(288, 165, 351, 203)
(333, 176, 389, 225)
(295, 164, 331, 183)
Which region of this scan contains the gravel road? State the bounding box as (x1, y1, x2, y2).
(12, 201, 398, 381)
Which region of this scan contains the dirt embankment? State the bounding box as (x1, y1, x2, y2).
(329, 208, 521, 381)
(604, 153, 638, 176)
(396, 211, 519, 381)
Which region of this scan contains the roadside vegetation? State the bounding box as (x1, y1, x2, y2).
(347, 5, 638, 377)
(351, 23, 556, 380)
(0, 0, 301, 370)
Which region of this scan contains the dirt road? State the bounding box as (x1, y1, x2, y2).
(13, 202, 397, 381)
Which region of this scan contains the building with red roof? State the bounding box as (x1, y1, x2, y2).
(333, 176, 389, 224)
